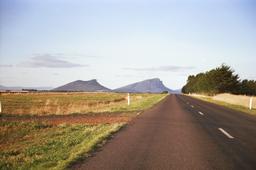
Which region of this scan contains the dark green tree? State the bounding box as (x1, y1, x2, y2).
(182, 64, 248, 95)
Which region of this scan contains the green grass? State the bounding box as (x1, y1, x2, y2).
(111, 93, 167, 112)
(191, 95, 256, 116)
(0, 92, 167, 115)
(0, 121, 123, 170)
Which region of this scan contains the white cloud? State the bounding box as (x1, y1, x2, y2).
(123, 65, 195, 72)
(18, 54, 88, 68)
(0, 64, 13, 67)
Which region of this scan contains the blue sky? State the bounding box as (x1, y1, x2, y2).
(0, 0, 255, 89)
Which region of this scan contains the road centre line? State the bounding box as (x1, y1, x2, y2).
(218, 128, 234, 139)
(198, 111, 204, 116)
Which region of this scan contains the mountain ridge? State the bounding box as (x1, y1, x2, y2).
(114, 78, 173, 93)
(52, 79, 110, 92)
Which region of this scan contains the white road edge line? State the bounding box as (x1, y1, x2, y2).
(198, 111, 204, 116)
(218, 128, 234, 139)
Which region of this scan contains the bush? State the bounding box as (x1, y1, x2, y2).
(161, 91, 169, 94)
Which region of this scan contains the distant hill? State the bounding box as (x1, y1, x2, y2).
(172, 89, 182, 94)
(114, 78, 173, 93)
(0, 85, 52, 91)
(52, 79, 110, 92)
(0, 85, 6, 90)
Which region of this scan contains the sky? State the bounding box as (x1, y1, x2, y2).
(0, 0, 255, 89)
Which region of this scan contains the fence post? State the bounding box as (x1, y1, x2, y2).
(127, 93, 130, 106)
(249, 97, 253, 110)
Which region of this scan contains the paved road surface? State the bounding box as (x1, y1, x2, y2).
(72, 95, 256, 170)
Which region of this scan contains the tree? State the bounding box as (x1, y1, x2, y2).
(182, 64, 248, 95)
(239, 79, 256, 95)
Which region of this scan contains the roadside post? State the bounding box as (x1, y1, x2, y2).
(127, 93, 130, 106)
(249, 97, 253, 110)
(0, 101, 1, 114)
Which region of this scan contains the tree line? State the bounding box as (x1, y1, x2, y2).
(182, 64, 256, 96)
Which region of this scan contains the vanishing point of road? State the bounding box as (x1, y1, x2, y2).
(72, 95, 256, 170)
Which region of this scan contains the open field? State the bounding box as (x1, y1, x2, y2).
(0, 92, 167, 169)
(0, 92, 167, 115)
(0, 121, 123, 170)
(189, 93, 256, 115)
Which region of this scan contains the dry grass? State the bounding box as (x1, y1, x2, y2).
(0, 92, 167, 115)
(189, 93, 256, 115)
(212, 93, 256, 109)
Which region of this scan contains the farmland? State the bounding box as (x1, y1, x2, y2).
(0, 92, 167, 169)
(0, 92, 166, 115)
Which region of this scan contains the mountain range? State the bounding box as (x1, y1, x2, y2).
(52, 78, 174, 93)
(1, 78, 178, 93)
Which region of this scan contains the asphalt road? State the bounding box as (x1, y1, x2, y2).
(72, 94, 256, 170)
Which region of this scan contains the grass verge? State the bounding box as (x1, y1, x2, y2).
(110, 93, 167, 112)
(0, 121, 124, 170)
(191, 95, 256, 116)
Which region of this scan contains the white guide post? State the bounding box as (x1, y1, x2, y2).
(249, 97, 253, 110)
(127, 93, 130, 106)
(0, 101, 1, 113)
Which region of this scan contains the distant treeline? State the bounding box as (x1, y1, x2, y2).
(182, 64, 256, 96)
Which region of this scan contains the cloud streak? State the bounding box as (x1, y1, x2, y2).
(32, 53, 102, 58)
(0, 64, 13, 68)
(123, 65, 195, 72)
(18, 54, 88, 68)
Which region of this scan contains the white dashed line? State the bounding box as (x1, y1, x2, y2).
(218, 128, 234, 139)
(190, 105, 194, 108)
(198, 111, 204, 116)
